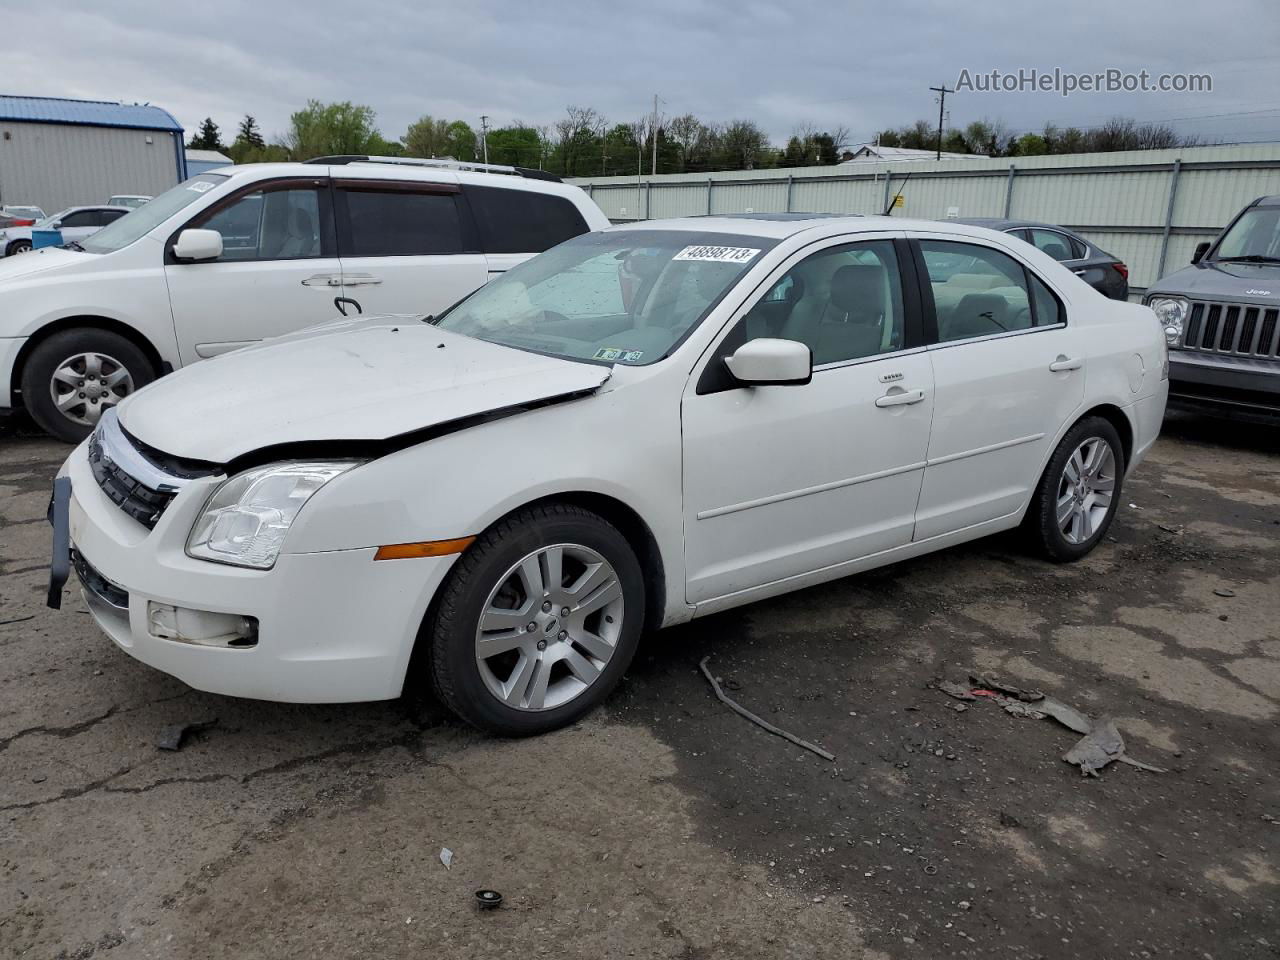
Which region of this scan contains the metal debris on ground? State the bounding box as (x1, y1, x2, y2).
(0, 615, 35, 626)
(1213, 587, 1237, 598)
(699, 656, 835, 762)
(155, 718, 218, 751)
(475, 889, 503, 910)
(936, 675, 1166, 777)
(440, 848, 453, 869)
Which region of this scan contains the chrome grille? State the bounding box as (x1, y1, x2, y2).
(88, 429, 176, 528)
(1182, 301, 1280, 360)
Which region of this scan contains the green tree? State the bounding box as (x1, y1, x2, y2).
(486, 125, 542, 167)
(1013, 133, 1048, 156)
(286, 100, 381, 159)
(237, 115, 265, 150)
(402, 115, 450, 157)
(446, 121, 476, 161)
(188, 117, 223, 151)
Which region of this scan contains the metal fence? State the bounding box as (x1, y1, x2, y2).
(571, 143, 1280, 296)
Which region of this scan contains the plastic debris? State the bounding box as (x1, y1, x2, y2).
(475, 889, 503, 910)
(937, 675, 1165, 777)
(440, 847, 453, 869)
(937, 680, 977, 702)
(1213, 587, 1237, 598)
(699, 656, 835, 762)
(155, 718, 218, 751)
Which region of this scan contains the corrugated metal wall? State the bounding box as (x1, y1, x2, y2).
(0, 121, 183, 213)
(573, 144, 1280, 294)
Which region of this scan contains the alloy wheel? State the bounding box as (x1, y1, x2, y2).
(1056, 436, 1116, 544)
(474, 543, 625, 711)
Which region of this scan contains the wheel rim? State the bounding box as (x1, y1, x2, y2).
(48, 352, 136, 427)
(1056, 436, 1116, 545)
(13, 243, 30, 254)
(474, 543, 625, 712)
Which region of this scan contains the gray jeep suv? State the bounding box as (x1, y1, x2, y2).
(1146, 196, 1280, 418)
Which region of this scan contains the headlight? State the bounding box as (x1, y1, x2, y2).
(186, 461, 362, 569)
(1148, 297, 1189, 346)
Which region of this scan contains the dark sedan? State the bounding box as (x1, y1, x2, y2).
(950, 218, 1129, 300)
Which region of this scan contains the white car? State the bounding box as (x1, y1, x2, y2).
(0, 156, 608, 441)
(107, 195, 152, 209)
(52, 215, 1169, 736)
(0, 205, 131, 257)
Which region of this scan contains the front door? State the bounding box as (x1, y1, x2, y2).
(912, 236, 1086, 540)
(682, 236, 935, 604)
(332, 180, 487, 319)
(163, 177, 341, 363)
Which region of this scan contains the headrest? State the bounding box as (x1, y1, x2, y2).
(830, 263, 886, 313)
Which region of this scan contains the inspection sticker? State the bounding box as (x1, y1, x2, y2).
(672, 245, 761, 264)
(593, 347, 645, 363)
(186, 181, 216, 193)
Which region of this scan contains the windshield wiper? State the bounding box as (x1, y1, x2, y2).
(1216, 254, 1280, 264)
(64, 240, 85, 251)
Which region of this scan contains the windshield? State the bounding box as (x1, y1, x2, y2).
(80, 175, 229, 254)
(1215, 207, 1280, 262)
(436, 230, 776, 366)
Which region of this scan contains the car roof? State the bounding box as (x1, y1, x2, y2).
(950, 217, 1081, 233)
(603, 214, 1013, 241)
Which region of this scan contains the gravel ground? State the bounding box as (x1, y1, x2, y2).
(2, 410, 1277, 960)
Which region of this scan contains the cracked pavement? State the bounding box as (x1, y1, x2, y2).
(2, 411, 1278, 959)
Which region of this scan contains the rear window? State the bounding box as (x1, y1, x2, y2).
(466, 185, 590, 254)
(340, 188, 464, 257)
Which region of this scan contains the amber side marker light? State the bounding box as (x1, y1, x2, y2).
(374, 537, 476, 561)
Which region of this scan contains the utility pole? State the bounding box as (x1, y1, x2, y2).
(928, 85, 953, 160)
(651, 94, 660, 176)
(479, 115, 490, 165)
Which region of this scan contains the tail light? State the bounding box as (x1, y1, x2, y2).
(1113, 262, 1129, 280)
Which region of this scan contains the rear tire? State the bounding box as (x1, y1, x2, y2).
(6, 240, 31, 256)
(426, 503, 645, 736)
(1026, 416, 1125, 562)
(19, 329, 154, 443)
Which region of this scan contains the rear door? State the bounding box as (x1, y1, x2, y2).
(464, 184, 592, 279)
(163, 176, 341, 362)
(333, 180, 486, 318)
(911, 235, 1086, 540)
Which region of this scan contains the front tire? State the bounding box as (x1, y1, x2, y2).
(7, 240, 32, 256)
(426, 503, 645, 736)
(1026, 416, 1125, 562)
(19, 329, 154, 443)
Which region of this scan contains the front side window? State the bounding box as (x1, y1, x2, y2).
(340, 188, 463, 257)
(922, 240, 1039, 341)
(436, 230, 776, 365)
(1026, 228, 1083, 262)
(1215, 206, 1280, 262)
(466, 185, 590, 254)
(80, 175, 229, 254)
(58, 211, 96, 228)
(737, 240, 906, 366)
(198, 188, 322, 261)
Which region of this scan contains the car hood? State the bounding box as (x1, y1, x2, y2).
(0, 245, 88, 279)
(118, 317, 611, 463)
(1148, 261, 1280, 303)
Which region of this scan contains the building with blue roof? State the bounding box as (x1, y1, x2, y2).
(0, 95, 187, 212)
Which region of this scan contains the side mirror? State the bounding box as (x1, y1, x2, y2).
(1192, 241, 1210, 264)
(173, 228, 223, 262)
(51, 221, 62, 230)
(724, 338, 812, 386)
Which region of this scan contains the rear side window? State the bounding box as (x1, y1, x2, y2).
(1027, 228, 1085, 262)
(339, 188, 464, 257)
(466, 185, 589, 254)
(60, 211, 96, 228)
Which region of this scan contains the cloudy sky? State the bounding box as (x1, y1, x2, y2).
(8, 0, 1279, 148)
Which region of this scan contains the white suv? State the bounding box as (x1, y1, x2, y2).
(0, 156, 609, 441)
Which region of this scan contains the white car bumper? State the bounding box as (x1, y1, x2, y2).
(63, 444, 455, 702)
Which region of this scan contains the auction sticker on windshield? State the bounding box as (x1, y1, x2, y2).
(673, 245, 761, 263)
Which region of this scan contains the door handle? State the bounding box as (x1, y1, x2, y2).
(1049, 355, 1082, 372)
(875, 388, 925, 408)
(1072, 269, 1087, 277)
(301, 274, 342, 287)
(342, 274, 383, 286)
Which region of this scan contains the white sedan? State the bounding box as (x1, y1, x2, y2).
(53, 214, 1168, 735)
(1, 205, 130, 256)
